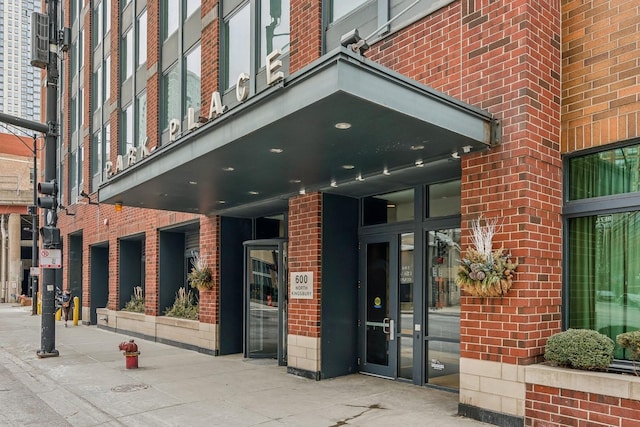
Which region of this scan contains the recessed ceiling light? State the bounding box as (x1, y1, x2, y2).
(383, 167, 390, 176)
(415, 160, 424, 167)
(356, 173, 364, 181)
(330, 180, 338, 188)
(222, 166, 235, 172)
(289, 179, 301, 184)
(410, 144, 424, 151)
(218, 200, 226, 204)
(249, 191, 259, 195)
(188, 181, 197, 185)
(342, 164, 355, 170)
(270, 148, 283, 153)
(335, 122, 351, 130)
(299, 188, 306, 195)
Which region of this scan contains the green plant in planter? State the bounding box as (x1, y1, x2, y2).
(122, 286, 145, 313)
(164, 287, 199, 320)
(544, 329, 614, 370)
(187, 252, 214, 291)
(616, 330, 640, 375)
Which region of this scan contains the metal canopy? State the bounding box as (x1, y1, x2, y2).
(98, 48, 496, 218)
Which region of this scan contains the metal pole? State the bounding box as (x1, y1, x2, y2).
(31, 135, 39, 315)
(37, 0, 60, 358)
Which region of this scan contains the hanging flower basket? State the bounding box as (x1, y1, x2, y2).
(455, 218, 518, 297)
(187, 252, 214, 291)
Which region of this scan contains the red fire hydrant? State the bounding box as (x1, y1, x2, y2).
(118, 339, 140, 369)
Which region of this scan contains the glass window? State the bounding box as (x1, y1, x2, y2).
(161, 65, 180, 130)
(136, 91, 147, 145)
(225, 4, 250, 89)
(123, 28, 133, 81)
(568, 144, 640, 200)
(363, 189, 414, 226)
(185, 44, 201, 114)
(260, 0, 290, 66)
(93, 3, 103, 46)
(331, 0, 369, 22)
(428, 180, 461, 217)
(121, 103, 134, 154)
(105, 0, 111, 34)
(568, 212, 640, 360)
(163, 0, 179, 40)
(93, 64, 102, 109)
(137, 11, 147, 67)
(91, 130, 101, 179)
(186, 0, 200, 18)
(104, 55, 111, 101)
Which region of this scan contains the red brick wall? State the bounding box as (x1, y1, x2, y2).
(201, 0, 219, 119)
(370, 0, 563, 365)
(146, 0, 159, 151)
(289, 0, 322, 73)
(526, 385, 640, 427)
(288, 193, 322, 338)
(198, 215, 220, 324)
(562, 0, 640, 153)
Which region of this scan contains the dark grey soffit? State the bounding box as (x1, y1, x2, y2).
(98, 47, 496, 218)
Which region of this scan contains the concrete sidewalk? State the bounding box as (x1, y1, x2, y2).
(0, 303, 489, 426)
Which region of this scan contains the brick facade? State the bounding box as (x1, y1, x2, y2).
(287, 192, 322, 338)
(561, 0, 640, 153)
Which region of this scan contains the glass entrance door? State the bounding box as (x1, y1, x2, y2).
(360, 234, 414, 378)
(244, 240, 287, 365)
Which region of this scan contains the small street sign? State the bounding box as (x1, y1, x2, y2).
(40, 249, 62, 269)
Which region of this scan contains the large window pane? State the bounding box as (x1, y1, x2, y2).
(104, 56, 111, 101)
(331, 0, 369, 22)
(121, 104, 134, 154)
(186, 0, 200, 19)
(225, 5, 250, 89)
(136, 91, 147, 145)
(569, 144, 640, 200)
(163, 0, 179, 40)
(363, 189, 414, 226)
(429, 180, 461, 217)
(137, 11, 147, 67)
(568, 212, 640, 360)
(162, 66, 180, 130)
(260, 0, 290, 66)
(185, 45, 201, 114)
(123, 29, 133, 81)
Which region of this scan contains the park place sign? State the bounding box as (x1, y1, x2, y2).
(105, 50, 284, 179)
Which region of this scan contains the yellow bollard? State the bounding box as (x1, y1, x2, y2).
(37, 292, 41, 315)
(55, 308, 62, 321)
(73, 296, 79, 326)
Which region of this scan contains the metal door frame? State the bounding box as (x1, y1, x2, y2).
(359, 234, 400, 378)
(243, 239, 288, 366)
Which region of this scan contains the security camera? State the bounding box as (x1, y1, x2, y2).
(340, 29, 362, 48)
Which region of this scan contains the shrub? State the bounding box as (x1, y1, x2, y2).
(544, 329, 614, 370)
(164, 287, 199, 320)
(616, 330, 640, 375)
(122, 286, 145, 313)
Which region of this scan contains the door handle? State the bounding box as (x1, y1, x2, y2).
(382, 318, 395, 340)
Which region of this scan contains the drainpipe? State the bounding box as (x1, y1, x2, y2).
(1, 215, 6, 302)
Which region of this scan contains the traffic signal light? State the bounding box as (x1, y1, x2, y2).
(37, 180, 58, 210)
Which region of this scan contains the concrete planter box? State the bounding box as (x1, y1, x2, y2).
(95, 308, 218, 355)
(525, 364, 640, 426)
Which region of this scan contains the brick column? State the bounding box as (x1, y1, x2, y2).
(287, 193, 322, 378)
(289, 0, 322, 74)
(201, 0, 219, 117)
(458, 0, 562, 421)
(198, 215, 220, 325)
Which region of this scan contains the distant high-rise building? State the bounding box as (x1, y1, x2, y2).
(0, 0, 41, 122)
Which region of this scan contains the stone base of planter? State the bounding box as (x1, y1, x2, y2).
(96, 308, 218, 355)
